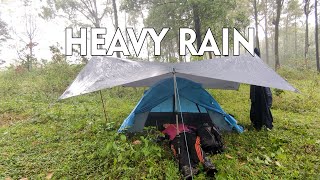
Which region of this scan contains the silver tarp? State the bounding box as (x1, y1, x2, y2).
(59, 54, 297, 99)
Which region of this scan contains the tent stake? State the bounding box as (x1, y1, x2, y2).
(99, 90, 108, 123)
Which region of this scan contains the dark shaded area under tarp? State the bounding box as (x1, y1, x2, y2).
(145, 112, 214, 130)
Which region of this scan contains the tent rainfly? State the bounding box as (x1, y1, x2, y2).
(59, 54, 297, 100)
(59, 54, 297, 133)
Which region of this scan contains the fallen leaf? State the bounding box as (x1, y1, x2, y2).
(275, 161, 282, 167)
(225, 154, 233, 159)
(46, 172, 54, 179)
(254, 157, 264, 164)
(133, 140, 141, 145)
(5, 177, 12, 180)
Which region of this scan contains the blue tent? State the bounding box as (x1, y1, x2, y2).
(59, 55, 297, 133)
(119, 77, 244, 133)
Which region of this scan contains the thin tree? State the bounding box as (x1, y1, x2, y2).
(112, 0, 121, 58)
(274, 0, 284, 70)
(315, 0, 319, 72)
(253, 0, 260, 49)
(42, 0, 110, 28)
(269, 0, 276, 63)
(25, 14, 37, 71)
(0, 16, 10, 43)
(17, 0, 38, 71)
(287, 0, 303, 58)
(192, 3, 202, 51)
(263, 0, 269, 64)
(0, 14, 10, 65)
(284, 5, 289, 59)
(303, 0, 312, 67)
(41, 0, 111, 62)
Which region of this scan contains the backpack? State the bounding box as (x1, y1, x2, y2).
(196, 123, 224, 154)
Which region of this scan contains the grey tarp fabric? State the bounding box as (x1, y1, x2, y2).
(59, 54, 297, 99)
(175, 54, 297, 92)
(59, 57, 170, 99)
(122, 73, 239, 89)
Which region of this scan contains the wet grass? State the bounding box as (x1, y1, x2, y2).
(0, 64, 319, 179)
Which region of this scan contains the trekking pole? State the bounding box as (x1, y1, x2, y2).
(99, 90, 108, 123)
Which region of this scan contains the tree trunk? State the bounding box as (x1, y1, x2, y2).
(315, 0, 320, 72)
(176, 32, 182, 62)
(125, 13, 129, 51)
(92, 0, 100, 28)
(285, 14, 289, 59)
(147, 38, 150, 61)
(192, 3, 201, 51)
(294, 16, 297, 58)
(270, 28, 274, 63)
(304, 0, 310, 68)
(305, 14, 309, 67)
(274, 0, 283, 70)
(112, 0, 121, 58)
(28, 37, 33, 71)
(271, 29, 274, 54)
(170, 39, 175, 62)
(253, 0, 260, 49)
(264, 0, 269, 64)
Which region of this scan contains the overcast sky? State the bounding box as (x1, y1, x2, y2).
(0, 0, 65, 66)
(0, 0, 317, 68)
(0, 0, 136, 67)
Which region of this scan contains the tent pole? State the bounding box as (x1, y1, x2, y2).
(99, 90, 108, 123)
(173, 68, 181, 165)
(173, 69, 179, 135)
(174, 69, 194, 178)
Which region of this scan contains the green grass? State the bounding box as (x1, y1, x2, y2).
(0, 63, 319, 179)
